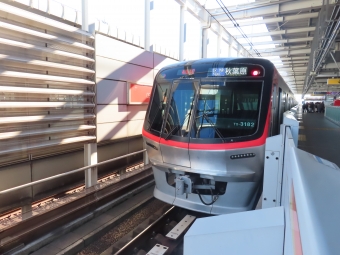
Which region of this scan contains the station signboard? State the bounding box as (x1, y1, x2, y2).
(327, 79, 340, 85)
(128, 83, 152, 104)
(312, 92, 327, 95)
(327, 91, 340, 95)
(304, 95, 325, 100)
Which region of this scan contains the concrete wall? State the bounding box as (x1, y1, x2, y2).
(95, 33, 177, 142)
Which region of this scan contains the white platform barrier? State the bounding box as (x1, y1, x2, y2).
(289, 105, 299, 114)
(185, 111, 340, 255)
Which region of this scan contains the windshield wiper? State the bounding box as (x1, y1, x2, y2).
(196, 111, 225, 143)
(163, 93, 196, 140)
(164, 125, 180, 140)
(182, 96, 196, 133)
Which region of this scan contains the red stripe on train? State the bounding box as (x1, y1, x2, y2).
(142, 107, 271, 150)
(142, 128, 160, 142)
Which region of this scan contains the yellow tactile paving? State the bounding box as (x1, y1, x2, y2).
(298, 134, 306, 141)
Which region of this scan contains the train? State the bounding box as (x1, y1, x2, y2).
(142, 58, 296, 214)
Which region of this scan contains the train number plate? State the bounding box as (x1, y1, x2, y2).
(166, 214, 196, 240)
(147, 244, 169, 255)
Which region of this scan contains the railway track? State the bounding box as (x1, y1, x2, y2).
(0, 164, 153, 254)
(96, 206, 208, 255)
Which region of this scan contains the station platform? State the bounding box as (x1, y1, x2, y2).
(297, 108, 340, 167)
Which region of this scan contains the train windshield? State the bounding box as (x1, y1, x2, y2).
(145, 78, 263, 140)
(146, 83, 171, 133)
(193, 80, 262, 139)
(163, 80, 197, 138)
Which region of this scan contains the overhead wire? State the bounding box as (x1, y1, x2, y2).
(201, 6, 254, 58)
(215, 0, 262, 57)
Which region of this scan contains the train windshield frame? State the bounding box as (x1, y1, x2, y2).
(145, 79, 265, 143)
(144, 61, 271, 143)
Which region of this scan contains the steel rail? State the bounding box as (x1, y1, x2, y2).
(113, 205, 202, 255)
(114, 206, 177, 255)
(0, 169, 154, 254)
(0, 149, 146, 195)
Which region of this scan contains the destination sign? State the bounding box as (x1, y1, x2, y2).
(210, 67, 248, 77)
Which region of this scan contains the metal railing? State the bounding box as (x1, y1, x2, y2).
(0, 149, 146, 195)
(18, 0, 80, 24)
(14, 0, 179, 59)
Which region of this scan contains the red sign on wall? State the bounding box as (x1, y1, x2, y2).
(128, 83, 152, 104)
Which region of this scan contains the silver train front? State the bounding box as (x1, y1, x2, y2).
(144, 136, 265, 215)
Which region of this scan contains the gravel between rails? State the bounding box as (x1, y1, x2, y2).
(77, 199, 167, 255)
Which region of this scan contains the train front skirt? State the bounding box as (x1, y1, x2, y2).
(152, 163, 262, 215)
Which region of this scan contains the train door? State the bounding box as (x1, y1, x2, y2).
(278, 88, 284, 132)
(270, 84, 281, 136)
(159, 80, 199, 168)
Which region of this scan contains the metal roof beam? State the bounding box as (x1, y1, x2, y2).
(280, 72, 307, 75)
(260, 48, 311, 57)
(313, 78, 329, 82)
(274, 60, 309, 65)
(282, 69, 306, 74)
(240, 37, 314, 46)
(175, 0, 206, 22)
(276, 64, 308, 68)
(286, 81, 304, 86)
(283, 74, 305, 76)
(210, 0, 335, 22)
(281, 74, 307, 77)
(285, 82, 304, 84)
(282, 75, 306, 77)
(277, 66, 308, 71)
(287, 84, 304, 87)
(255, 45, 310, 53)
(265, 56, 309, 63)
(272, 56, 310, 61)
(316, 73, 340, 77)
(321, 63, 340, 69)
(284, 77, 306, 81)
(220, 12, 319, 27)
(235, 27, 315, 39)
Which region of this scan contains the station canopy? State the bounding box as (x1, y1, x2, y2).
(192, 0, 340, 96)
